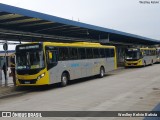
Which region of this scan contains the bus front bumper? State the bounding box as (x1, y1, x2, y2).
(125, 60, 143, 67)
(16, 72, 49, 86)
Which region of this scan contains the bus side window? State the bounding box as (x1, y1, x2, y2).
(69, 48, 78, 60)
(110, 49, 114, 57)
(59, 47, 69, 61)
(105, 49, 114, 58)
(47, 50, 58, 63)
(152, 50, 155, 56)
(143, 50, 146, 56)
(78, 48, 86, 59)
(86, 48, 93, 59)
(148, 50, 150, 56)
(151, 50, 153, 56)
(99, 48, 105, 58)
(93, 48, 100, 58)
(105, 49, 110, 58)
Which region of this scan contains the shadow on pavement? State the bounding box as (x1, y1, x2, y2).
(14, 74, 114, 92)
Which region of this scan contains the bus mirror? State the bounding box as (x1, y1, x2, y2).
(48, 52, 52, 59)
(142, 52, 145, 56)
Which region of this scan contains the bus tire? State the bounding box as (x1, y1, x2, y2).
(143, 61, 146, 67)
(151, 60, 153, 65)
(99, 67, 105, 78)
(61, 72, 68, 87)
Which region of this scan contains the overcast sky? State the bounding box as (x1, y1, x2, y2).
(0, 0, 160, 50)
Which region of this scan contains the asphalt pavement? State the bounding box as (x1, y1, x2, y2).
(0, 69, 27, 99)
(0, 65, 160, 120)
(0, 64, 160, 120)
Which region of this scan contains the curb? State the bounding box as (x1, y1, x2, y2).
(0, 86, 30, 99)
(0, 91, 28, 99)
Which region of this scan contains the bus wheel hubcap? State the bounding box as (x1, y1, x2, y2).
(100, 69, 104, 77)
(62, 76, 67, 84)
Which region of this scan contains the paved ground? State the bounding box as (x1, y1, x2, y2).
(0, 68, 14, 86)
(0, 69, 20, 98)
(0, 64, 160, 120)
(0, 68, 28, 98)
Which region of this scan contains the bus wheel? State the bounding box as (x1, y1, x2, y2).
(143, 61, 146, 67)
(61, 73, 68, 87)
(99, 67, 105, 78)
(151, 60, 153, 65)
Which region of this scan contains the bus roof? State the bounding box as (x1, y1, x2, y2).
(16, 42, 115, 48)
(43, 42, 115, 48)
(140, 48, 156, 50)
(128, 48, 156, 50)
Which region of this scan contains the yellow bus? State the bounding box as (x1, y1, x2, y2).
(15, 42, 117, 86)
(156, 48, 160, 63)
(125, 48, 157, 67)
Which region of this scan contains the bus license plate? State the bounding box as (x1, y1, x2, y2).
(24, 81, 30, 84)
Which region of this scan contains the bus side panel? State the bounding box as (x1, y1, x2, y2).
(48, 61, 71, 84)
(48, 60, 83, 83)
(146, 56, 151, 65)
(48, 57, 115, 84)
(142, 55, 157, 65)
(85, 59, 95, 77)
(93, 58, 102, 75)
(104, 57, 115, 73)
(153, 55, 157, 63)
(69, 60, 82, 80)
(48, 64, 60, 84)
(80, 60, 87, 78)
(49, 61, 78, 84)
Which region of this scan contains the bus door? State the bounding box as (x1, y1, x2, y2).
(46, 48, 59, 84)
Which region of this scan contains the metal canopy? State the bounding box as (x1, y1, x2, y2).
(0, 3, 160, 45)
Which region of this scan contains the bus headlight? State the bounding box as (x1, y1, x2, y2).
(37, 73, 45, 80)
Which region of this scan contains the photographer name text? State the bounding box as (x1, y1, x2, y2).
(139, 1, 160, 4)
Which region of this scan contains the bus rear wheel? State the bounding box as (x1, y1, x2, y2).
(151, 60, 153, 65)
(99, 67, 105, 78)
(61, 73, 68, 87)
(143, 61, 146, 67)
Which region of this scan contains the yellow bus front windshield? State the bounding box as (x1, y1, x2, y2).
(125, 50, 142, 60)
(16, 51, 45, 70)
